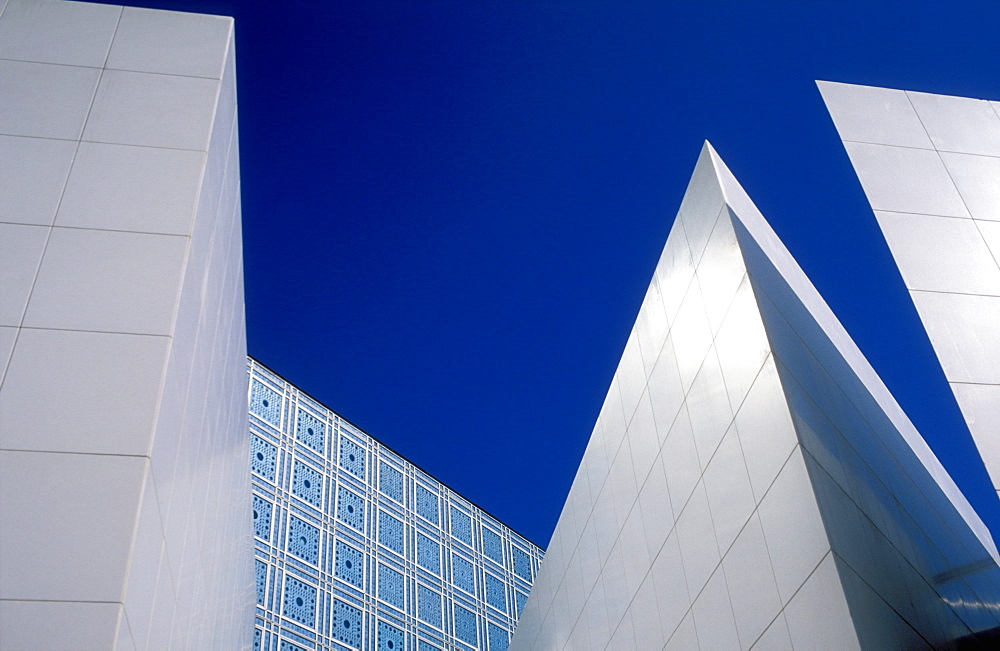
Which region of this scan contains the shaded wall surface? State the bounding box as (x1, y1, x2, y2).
(0, 1, 252, 648)
(248, 359, 543, 651)
(511, 142, 1000, 650)
(820, 81, 1000, 504)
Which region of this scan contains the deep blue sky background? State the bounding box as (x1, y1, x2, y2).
(109, 0, 1000, 548)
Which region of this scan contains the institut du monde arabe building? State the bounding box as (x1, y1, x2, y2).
(2, 1, 1000, 649)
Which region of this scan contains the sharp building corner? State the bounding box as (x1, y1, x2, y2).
(512, 131, 1000, 648)
(4, 1, 1000, 649)
(0, 1, 251, 648)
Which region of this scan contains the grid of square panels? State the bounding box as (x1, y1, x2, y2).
(248, 359, 544, 650)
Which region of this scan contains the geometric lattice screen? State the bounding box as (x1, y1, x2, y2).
(249, 359, 544, 650)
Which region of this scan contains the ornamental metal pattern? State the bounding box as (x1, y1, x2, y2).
(251, 434, 278, 481)
(416, 484, 439, 524)
(378, 563, 405, 610)
(287, 515, 320, 565)
(295, 407, 326, 455)
(248, 359, 544, 650)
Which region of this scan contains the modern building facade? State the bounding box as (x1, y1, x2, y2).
(820, 81, 1000, 505)
(0, 1, 252, 648)
(248, 359, 544, 651)
(4, 1, 1000, 649)
(511, 139, 1000, 649)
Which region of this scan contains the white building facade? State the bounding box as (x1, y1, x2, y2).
(511, 139, 1000, 649)
(4, 1, 1000, 648)
(820, 81, 1000, 505)
(0, 1, 252, 648)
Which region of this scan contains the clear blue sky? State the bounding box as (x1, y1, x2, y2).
(108, 0, 1000, 548)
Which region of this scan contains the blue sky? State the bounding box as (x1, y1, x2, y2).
(112, 0, 1000, 548)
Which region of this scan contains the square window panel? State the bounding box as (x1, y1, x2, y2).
(336, 487, 364, 531)
(281, 575, 316, 628)
(295, 408, 325, 454)
(340, 436, 365, 480)
(334, 540, 364, 589)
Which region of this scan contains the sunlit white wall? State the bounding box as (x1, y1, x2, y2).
(0, 2, 252, 648)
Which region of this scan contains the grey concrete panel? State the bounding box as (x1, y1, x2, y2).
(0, 328, 169, 455)
(0, 0, 120, 67)
(84, 69, 219, 150)
(0, 59, 101, 139)
(57, 142, 206, 235)
(107, 7, 232, 79)
(0, 222, 48, 327)
(0, 135, 76, 226)
(0, 449, 146, 601)
(835, 553, 937, 649)
(817, 80, 933, 149)
(874, 211, 1000, 294)
(23, 228, 189, 335)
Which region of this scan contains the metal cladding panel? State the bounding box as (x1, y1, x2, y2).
(820, 81, 1000, 504)
(0, 2, 251, 648)
(512, 144, 847, 650)
(714, 142, 1000, 647)
(514, 140, 1000, 649)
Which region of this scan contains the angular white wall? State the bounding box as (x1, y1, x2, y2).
(0, 1, 252, 648)
(511, 145, 852, 650)
(820, 81, 1000, 505)
(512, 142, 1000, 649)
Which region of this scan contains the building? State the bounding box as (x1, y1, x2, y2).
(511, 90, 1000, 649)
(0, 2, 544, 649)
(0, 1, 251, 648)
(819, 81, 1000, 506)
(248, 359, 543, 651)
(3, 0, 1000, 648)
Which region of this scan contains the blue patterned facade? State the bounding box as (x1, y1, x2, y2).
(249, 359, 544, 650)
